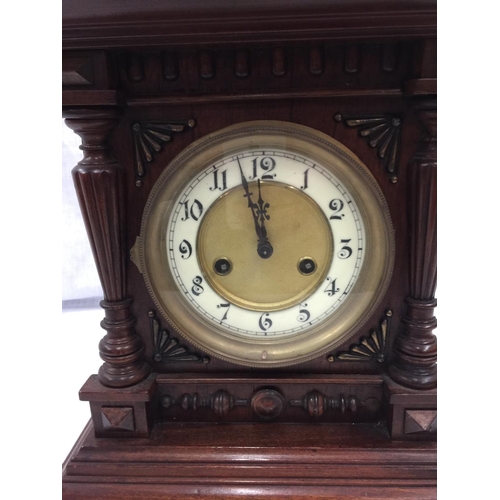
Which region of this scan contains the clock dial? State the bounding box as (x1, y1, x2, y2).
(139, 121, 394, 366)
(169, 151, 363, 338)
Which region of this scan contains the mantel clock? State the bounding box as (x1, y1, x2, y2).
(62, 1, 437, 498)
(136, 121, 395, 367)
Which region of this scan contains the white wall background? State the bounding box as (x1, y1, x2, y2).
(61, 120, 103, 462)
(62, 120, 102, 304)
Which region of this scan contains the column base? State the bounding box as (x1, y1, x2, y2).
(79, 374, 157, 438)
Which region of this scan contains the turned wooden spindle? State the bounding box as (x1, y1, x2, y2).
(64, 108, 150, 388)
(161, 390, 248, 417)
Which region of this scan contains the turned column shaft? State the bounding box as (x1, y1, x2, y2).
(389, 99, 437, 390)
(64, 108, 150, 388)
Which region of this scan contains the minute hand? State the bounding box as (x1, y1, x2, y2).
(237, 158, 273, 259)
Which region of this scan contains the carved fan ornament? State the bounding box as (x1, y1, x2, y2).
(334, 113, 401, 180)
(148, 310, 209, 364)
(328, 310, 391, 363)
(131, 120, 195, 185)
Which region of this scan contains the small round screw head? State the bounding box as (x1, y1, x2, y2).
(334, 113, 343, 122)
(327, 355, 335, 363)
(214, 258, 232, 276)
(390, 176, 398, 184)
(261, 351, 268, 360)
(148, 310, 155, 317)
(132, 123, 141, 132)
(391, 117, 401, 127)
(202, 356, 210, 364)
(386, 309, 393, 317)
(188, 119, 196, 128)
(298, 257, 317, 275)
(135, 179, 143, 187)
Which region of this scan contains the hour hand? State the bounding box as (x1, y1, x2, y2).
(237, 158, 273, 259)
(255, 179, 273, 259)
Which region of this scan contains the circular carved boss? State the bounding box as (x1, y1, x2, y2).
(251, 389, 285, 419)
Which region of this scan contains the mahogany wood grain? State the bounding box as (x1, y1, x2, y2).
(62, 0, 437, 496)
(388, 98, 437, 389)
(64, 108, 150, 388)
(62, 0, 437, 49)
(63, 420, 436, 499)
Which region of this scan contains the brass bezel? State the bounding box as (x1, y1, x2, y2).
(138, 121, 395, 367)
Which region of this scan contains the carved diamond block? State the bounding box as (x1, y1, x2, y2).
(404, 410, 437, 434)
(101, 406, 135, 432)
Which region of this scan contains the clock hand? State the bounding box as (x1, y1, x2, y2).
(236, 158, 273, 259)
(237, 158, 262, 236)
(255, 179, 273, 258)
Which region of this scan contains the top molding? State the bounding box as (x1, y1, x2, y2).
(62, 0, 437, 50)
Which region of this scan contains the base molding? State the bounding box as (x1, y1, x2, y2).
(63, 419, 436, 500)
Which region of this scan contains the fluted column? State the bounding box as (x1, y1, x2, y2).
(389, 99, 437, 390)
(64, 108, 150, 388)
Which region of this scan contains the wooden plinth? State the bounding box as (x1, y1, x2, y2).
(63, 420, 436, 499)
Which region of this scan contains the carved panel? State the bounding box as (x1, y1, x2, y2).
(101, 407, 135, 432)
(62, 51, 109, 90)
(334, 113, 402, 178)
(149, 310, 208, 364)
(132, 120, 195, 184)
(404, 410, 437, 435)
(62, 56, 94, 85)
(116, 43, 415, 104)
(329, 311, 391, 363)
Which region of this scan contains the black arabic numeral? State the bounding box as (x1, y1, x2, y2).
(329, 199, 344, 220)
(217, 302, 231, 321)
(301, 169, 309, 190)
(180, 199, 204, 221)
(259, 313, 273, 332)
(210, 169, 227, 191)
(337, 239, 353, 259)
(179, 239, 192, 259)
(251, 156, 276, 180)
(297, 303, 311, 322)
(324, 277, 340, 296)
(191, 276, 204, 296)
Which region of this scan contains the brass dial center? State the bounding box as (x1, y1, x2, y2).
(197, 182, 333, 312)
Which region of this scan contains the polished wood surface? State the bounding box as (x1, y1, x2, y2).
(63, 419, 436, 499)
(62, 0, 437, 497)
(63, 0, 437, 49)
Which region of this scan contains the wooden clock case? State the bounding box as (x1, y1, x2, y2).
(62, 1, 437, 498)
